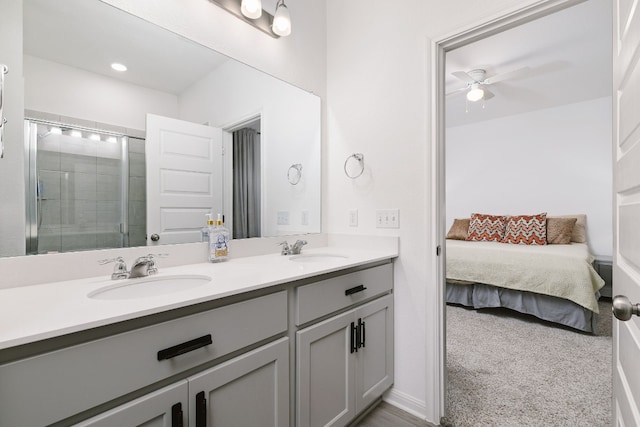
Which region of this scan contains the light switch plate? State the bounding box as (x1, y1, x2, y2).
(349, 209, 358, 227)
(277, 211, 290, 225)
(376, 209, 399, 228)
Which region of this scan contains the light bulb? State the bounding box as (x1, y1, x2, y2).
(241, 0, 262, 19)
(466, 84, 484, 102)
(273, 0, 291, 36)
(111, 63, 127, 72)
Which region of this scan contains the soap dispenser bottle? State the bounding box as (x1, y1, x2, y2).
(209, 213, 230, 262)
(201, 213, 214, 242)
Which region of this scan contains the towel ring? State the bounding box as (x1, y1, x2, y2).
(344, 153, 364, 179)
(287, 163, 303, 185)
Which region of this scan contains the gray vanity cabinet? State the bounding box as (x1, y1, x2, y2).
(188, 337, 289, 427)
(297, 309, 357, 426)
(76, 338, 289, 427)
(74, 381, 189, 427)
(296, 293, 394, 427)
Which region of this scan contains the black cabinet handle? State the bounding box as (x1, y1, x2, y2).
(157, 334, 212, 361)
(171, 403, 183, 427)
(361, 320, 366, 349)
(345, 284, 367, 296)
(350, 322, 357, 353)
(196, 391, 207, 427)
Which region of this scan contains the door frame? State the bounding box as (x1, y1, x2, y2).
(430, 0, 587, 420)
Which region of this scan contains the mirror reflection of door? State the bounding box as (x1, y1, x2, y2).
(145, 114, 223, 245)
(232, 120, 261, 239)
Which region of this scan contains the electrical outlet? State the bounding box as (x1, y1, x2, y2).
(277, 211, 290, 225)
(376, 209, 399, 228)
(301, 210, 309, 226)
(349, 209, 358, 227)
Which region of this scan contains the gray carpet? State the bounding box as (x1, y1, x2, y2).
(443, 300, 612, 427)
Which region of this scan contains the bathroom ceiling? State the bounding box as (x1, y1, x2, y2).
(24, 0, 230, 95)
(445, 0, 612, 127)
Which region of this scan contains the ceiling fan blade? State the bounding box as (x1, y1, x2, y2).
(482, 87, 495, 100)
(484, 66, 531, 85)
(446, 86, 468, 97)
(451, 71, 476, 83)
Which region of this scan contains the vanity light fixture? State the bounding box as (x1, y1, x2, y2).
(111, 63, 127, 72)
(240, 0, 262, 19)
(209, 0, 290, 38)
(272, 0, 291, 36)
(466, 83, 485, 102)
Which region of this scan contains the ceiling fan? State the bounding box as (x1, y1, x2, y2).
(448, 67, 530, 102)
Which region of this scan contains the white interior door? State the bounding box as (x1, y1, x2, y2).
(146, 114, 223, 245)
(612, 0, 640, 424)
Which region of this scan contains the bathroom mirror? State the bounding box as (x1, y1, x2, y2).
(17, 0, 321, 255)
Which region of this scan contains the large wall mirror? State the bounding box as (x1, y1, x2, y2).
(17, 0, 321, 256)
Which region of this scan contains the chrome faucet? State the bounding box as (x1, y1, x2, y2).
(98, 256, 129, 280)
(129, 254, 159, 278)
(279, 241, 291, 255)
(99, 254, 166, 279)
(291, 240, 308, 255)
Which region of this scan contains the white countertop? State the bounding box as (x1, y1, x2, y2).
(0, 246, 397, 351)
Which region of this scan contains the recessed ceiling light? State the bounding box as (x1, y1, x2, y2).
(111, 63, 127, 72)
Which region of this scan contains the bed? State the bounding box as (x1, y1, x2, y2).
(445, 214, 605, 333)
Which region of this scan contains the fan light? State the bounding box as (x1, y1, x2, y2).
(466, 83, 484, 102)
(273, 0, 291, 36)
(240, 0, 262, 19)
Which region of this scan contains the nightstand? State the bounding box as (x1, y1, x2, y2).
(594, 256, 612, 298)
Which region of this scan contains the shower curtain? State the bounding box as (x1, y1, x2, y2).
(232, 128, 261, 239)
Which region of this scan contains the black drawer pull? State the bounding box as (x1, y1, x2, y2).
(171, 402, 183, 427)
(157, 334, 212, 361)
(196, 391, 207, 427)
(345, 284, 367, 296)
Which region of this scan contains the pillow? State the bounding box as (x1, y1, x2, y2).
(502, 213, 547, 245)
(466, 213, 507, 242)
(548, 214, 587, 243)
(446, 218, 470, 240)
(546, 217, 577, 244)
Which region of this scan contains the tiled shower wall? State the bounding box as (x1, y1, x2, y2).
(128, 137, 147, 247)
(35, 122, 147, 253)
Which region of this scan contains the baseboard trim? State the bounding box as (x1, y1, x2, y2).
(383, 388, 428, 421)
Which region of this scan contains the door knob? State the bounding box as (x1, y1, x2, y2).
(150, 233, 160, 242)
(612, 295, 640, 321)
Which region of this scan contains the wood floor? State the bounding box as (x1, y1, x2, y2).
(353, 402, 434, 427)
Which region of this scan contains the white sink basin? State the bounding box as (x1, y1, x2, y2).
(289, 254, 348, 263)
(88, 275, 211, 300)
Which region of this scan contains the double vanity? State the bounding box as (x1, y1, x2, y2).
(0, 239, 397, 426)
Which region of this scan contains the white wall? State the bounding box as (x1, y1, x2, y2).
(447, 97, 612, 257)
(24, 55, 178, 131)
(325, 0, 545, 423)
(178, 60, 321, 236)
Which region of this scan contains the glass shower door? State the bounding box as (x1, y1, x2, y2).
(25, 120, 129, 254)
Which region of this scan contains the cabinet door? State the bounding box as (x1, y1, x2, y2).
(74, 381, 188, 427)
(355, 294, 394, 412)
(188, 338, 289, 427)
(297, 309, 356, 427)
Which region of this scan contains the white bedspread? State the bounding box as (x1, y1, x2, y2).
(446, 240, 605, 312)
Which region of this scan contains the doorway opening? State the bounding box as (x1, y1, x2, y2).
(223, 115, 263, 239)
(433, 0, 612, 422)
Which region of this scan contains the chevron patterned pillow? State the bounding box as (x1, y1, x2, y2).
(502, 213, 548, 245)
(466, 213, 507, 242)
